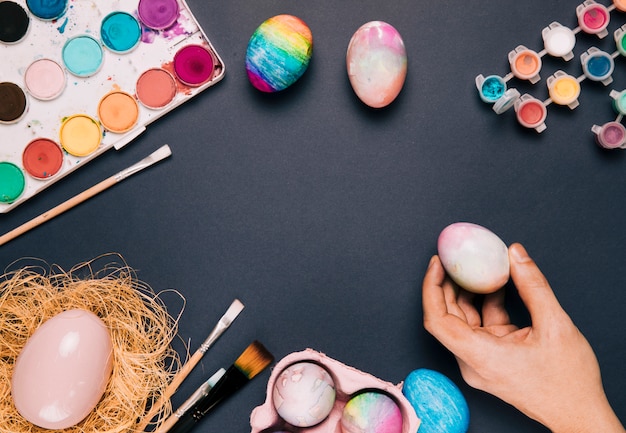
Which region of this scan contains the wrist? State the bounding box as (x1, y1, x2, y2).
(546, 395, 625, 433)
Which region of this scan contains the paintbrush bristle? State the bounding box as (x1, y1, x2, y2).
(222, 299, 244, 326)
(234, 341, 273, 380)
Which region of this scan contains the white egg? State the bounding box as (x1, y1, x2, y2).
(437, 222, 510, 294)
(11, 309, 113, 429)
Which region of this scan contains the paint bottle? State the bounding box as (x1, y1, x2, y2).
(580, 47, 614, 85)
(547, 71, 580, 109)
(592, 122, 626, 149)
(508, 45, 542, 83)
(475, 74, 507, 103)
(514, 94, 547, 133)
(542, 22, 576, 61)
(576, 0, 610, 38)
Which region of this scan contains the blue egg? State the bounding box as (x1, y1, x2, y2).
(402, 369, 469, 433)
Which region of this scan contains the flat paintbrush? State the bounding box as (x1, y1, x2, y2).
(153, 368, 226, 433)
(165, 341, 274, 433)
(138, 299, 244, 431)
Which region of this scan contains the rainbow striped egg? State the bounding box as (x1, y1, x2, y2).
(245, 14, 313, 92)
(341, 391, 403, 433)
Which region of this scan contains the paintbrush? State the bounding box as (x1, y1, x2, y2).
(153, 368, 226, 433)
(0, 144, 172, 247)
(165, 341, 274, 433)
(138, 299, 244, 431)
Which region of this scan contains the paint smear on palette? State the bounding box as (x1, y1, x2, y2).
(140, 11, 192, 43)
(162, 61, 192, 95)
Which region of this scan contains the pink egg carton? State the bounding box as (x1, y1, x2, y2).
(249, 348, 421, 433)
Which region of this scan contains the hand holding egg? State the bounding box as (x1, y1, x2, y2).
(437, 222, 510, 294)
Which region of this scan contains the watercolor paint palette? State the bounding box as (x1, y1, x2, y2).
(0, 0, 224, 212)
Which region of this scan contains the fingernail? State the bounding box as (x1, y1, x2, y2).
(510, 243, 531, 263)
(427, 255, 437, 269)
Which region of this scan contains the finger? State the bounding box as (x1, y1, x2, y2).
(457, 290, 481, 327)
(442, 278, 468, 322)
(422, 255, 449, 320)
(422, 256, 481, 353)
(482, 289, 511, 328)
(509, 243, 566, 329)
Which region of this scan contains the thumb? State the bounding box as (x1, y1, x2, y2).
(509, 243, 567, 330)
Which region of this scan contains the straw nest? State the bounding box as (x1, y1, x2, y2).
(0, 256, 184, 433)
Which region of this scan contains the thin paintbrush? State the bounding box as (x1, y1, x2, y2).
(138, 299, 245, 431)
(0, 144, 172, 247)
(153, 368, 226, 433)
(166, 341, 274, 433)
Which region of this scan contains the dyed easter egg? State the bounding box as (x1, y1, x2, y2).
(402, 369, 469, 433)
(437, 222, 509, 294)
(341, 391, 403, 433)
(11, 309, 113, 429)
(246, 14, 313, 92)
(272, 361, 336, 427)
(347, 21, 407, 108)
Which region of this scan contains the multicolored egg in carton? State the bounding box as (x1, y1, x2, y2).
(250, 349, 420, 433)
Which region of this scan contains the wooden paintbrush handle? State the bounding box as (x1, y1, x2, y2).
(136, 351, 203, 431)
(0, 176, 117, 246)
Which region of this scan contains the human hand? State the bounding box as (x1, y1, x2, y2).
(422, 242, 625, 433)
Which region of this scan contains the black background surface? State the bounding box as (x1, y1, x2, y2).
(2, 0, 626, 432)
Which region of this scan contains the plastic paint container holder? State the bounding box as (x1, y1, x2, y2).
(547, 71, 581, 109)
(508, 45, 542, 83)
(514, 94, 547, 133)
(610, 89, 626, 115)
(613, 0, 626, 12)
(0, 1, 30, 44)
(592, 121, 626, 149)
(576, 0, 610, 38)
(614, 25, 626, 56)
(542, 22, 576, 61)
(581, 47, 615, 85)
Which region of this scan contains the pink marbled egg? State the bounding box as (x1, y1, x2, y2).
(347, 21, 407, 108)
(437, 222, 510, 294)
(272, 361, 336, 427)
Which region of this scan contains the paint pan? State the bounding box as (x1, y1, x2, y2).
(0, 1, 30, 44)
(136, 68, 177, 109)
(24, 59, 66, 101)
(137, 0, 180, 30)
(0, 82, 28, 124)
(22, 138, 64, 179)
(26, 0, 68, 20)
(98, 91, 140, 133)
(101, 11, 142, 53)
(59, 114, 102, 157)
(0, 162, 26, 203)
(173, 44, 216, 87)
